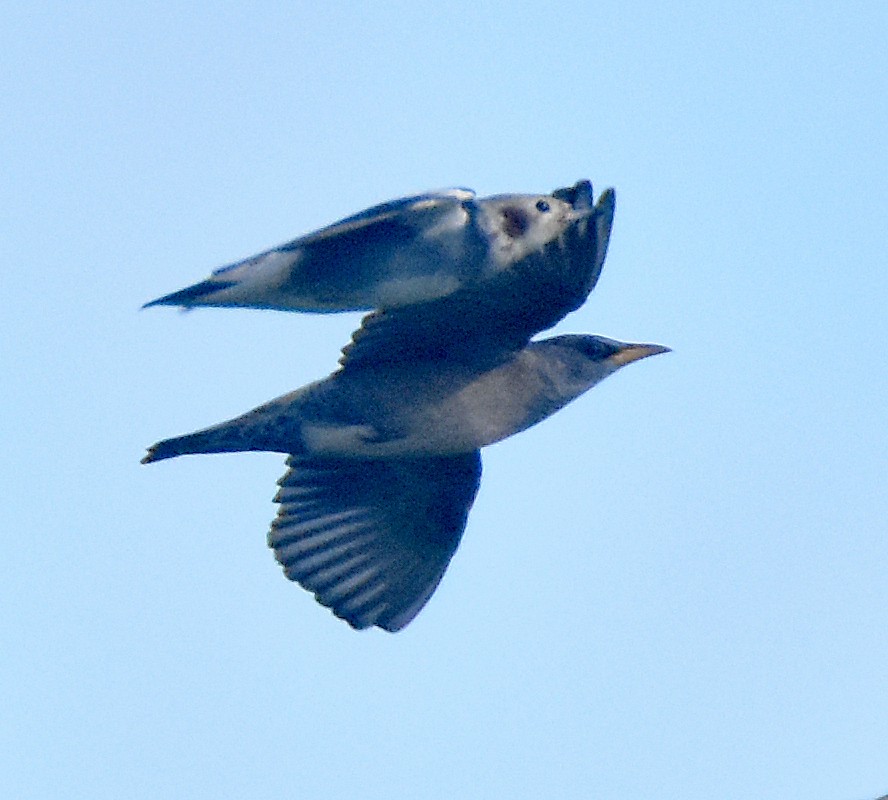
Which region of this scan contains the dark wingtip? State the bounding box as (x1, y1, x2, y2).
(552, 179, 594, 209)
(596, 186, 616, 216)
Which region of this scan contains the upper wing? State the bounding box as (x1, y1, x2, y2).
(291, 188, 475, 247)
(269, 451, 482, 632)
(142, 189, 477, 312)
(339, 186, 616, 371)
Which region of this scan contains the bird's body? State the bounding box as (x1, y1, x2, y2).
(143, 336, 665, 464)
(143, 335, 668, 631)
(141, 178, 670, 632)
(143, 181, 610, 313)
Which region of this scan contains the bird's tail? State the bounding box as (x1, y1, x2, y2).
(141, 278, 239, 309)
(141, 431, 216, 464)
(141, 413, 296, 464)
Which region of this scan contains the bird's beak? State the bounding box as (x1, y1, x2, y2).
(609, 343, 671, 367)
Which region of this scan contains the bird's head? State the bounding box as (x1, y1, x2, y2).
(474, 179, 608, 267)
(534, 334, 671, 395)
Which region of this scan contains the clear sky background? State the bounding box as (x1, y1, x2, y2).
(3, 3, 887, 799)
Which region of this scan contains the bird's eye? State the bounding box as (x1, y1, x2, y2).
(536, 199, 550, 213)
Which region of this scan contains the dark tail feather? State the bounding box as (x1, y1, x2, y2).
(141, 433, 213, 464)
(141, 425, 249, 464)
(142, 416, 299, 465)
(142, 279, 238, 309)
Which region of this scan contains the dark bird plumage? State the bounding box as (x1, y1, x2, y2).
(142, 180, 669, 631)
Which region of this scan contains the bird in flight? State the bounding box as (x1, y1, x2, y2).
(142, 180, 669, 631)
(143, 180, 611, 313)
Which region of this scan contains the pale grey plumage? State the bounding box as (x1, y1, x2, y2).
(142, 180, 612, 313)
(142, 336, 669, 630)
(142, 178, 668, 631)
(143, 337, 667, 463)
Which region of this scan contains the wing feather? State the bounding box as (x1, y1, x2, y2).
(268, 452, 483, 631)
(339, 186, 615, 372)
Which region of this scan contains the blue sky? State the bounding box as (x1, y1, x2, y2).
(3, 3, 887, 798)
